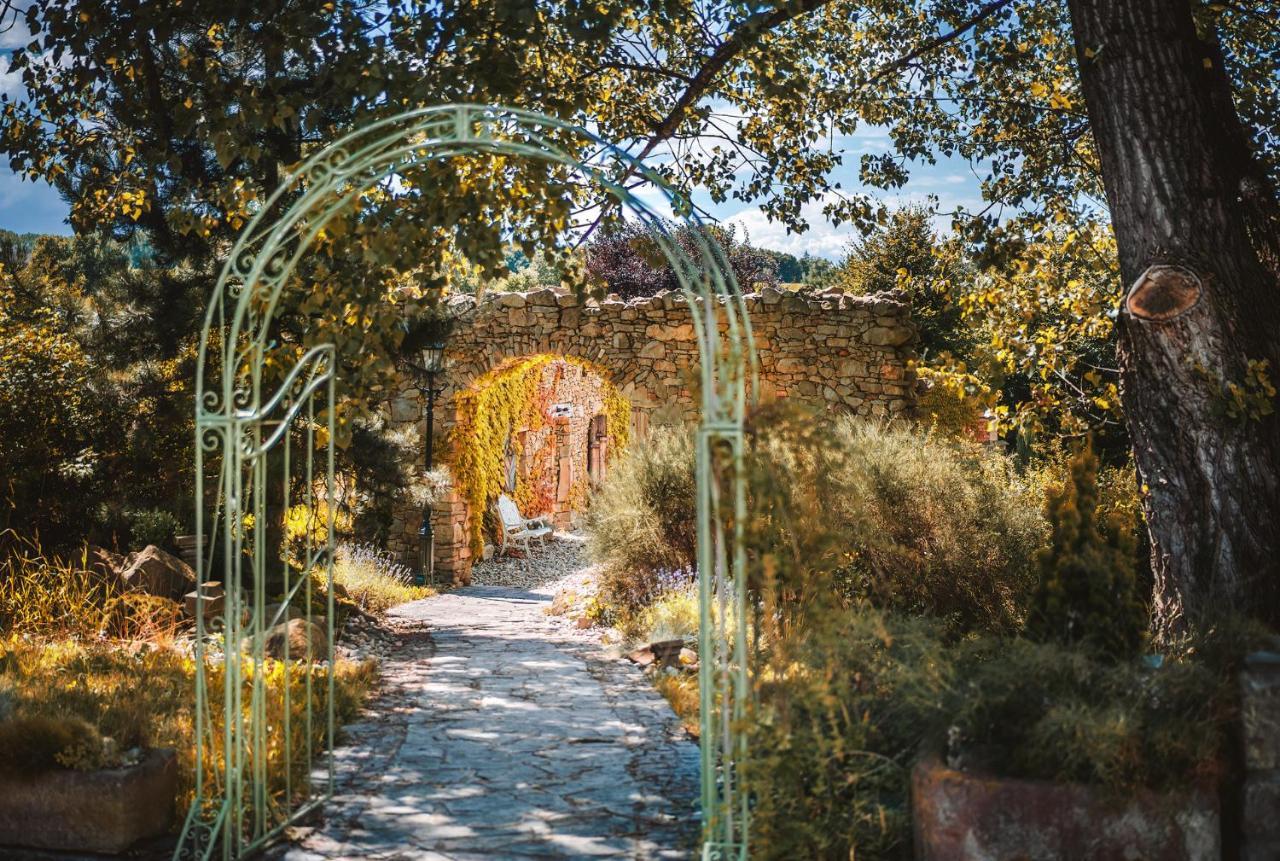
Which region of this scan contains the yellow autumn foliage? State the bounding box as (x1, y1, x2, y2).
(450, 354, 630, 555)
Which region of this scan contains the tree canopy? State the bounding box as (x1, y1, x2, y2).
(6, 1, 1273, 437)
(586, 221, 779, 299)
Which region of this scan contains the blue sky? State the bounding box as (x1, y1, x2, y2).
(0, 5, 71, 236)
(0, 171, 76, 235)
(0, 150, 985, 259)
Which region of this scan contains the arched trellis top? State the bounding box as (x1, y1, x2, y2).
(189, 103, 760, 860)
(196, 103, 757, 430)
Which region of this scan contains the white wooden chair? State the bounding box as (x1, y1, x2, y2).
(495, 494, 554, 556)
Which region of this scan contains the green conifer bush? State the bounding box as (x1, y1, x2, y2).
(1025, 441, 1147, 657)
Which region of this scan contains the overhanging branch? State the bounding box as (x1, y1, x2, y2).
(577, 0, 1018, 246)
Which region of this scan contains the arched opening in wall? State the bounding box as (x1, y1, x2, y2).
(450, 354, 631, 558)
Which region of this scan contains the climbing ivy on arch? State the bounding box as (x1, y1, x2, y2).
(450, 354, 631, 556)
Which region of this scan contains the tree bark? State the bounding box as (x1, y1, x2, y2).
(1066, 0, 1280, 634)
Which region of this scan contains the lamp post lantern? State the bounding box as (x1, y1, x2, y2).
(401, 312, 450, 586)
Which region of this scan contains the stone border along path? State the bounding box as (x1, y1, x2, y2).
(274, 535, 700, 860)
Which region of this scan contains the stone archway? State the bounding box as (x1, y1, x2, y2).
(385, 284, 917, 583)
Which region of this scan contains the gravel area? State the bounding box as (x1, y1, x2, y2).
(469, 532, 595, 590)
(471, 533, 612, 647)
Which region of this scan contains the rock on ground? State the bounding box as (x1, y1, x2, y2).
(119, 545, 196, 602)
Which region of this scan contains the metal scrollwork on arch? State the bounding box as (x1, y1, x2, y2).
(185, 103, 756, 861)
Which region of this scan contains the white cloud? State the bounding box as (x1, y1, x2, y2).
(627, 182, 681, 222)
(725, 194, 852, 260)
(0, 7, 31, 52)
(0, 63, 24, 100)
(1, 13, 34, 101)
(724, 183, 988, 259)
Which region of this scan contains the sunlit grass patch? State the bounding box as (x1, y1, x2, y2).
(0, 530, 380, 821)
(331, 542, 434, 614)
(0, 636, 377, 813)
(619, 581, 699, 646)
(1, 533, 118, 639)
(653, 672, 700, 737)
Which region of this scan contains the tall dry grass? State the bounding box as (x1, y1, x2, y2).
(0, 637, 376, 810)
(330, 542, 434, 614)
(0, 531, 184, 642)
(0, 530, 379, 823)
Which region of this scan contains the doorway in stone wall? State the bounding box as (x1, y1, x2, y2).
(587, 413, 608, 488)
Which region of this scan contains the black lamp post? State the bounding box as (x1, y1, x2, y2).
(401, 314, 450, 586)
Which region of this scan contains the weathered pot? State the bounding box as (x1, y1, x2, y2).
(0, 748, 177, 854)
(912, 757, 1219, 861)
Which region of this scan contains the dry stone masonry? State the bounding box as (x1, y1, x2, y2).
(385, 287, 917, 581)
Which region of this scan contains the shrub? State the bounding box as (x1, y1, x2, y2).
(585, 430, 697, 615)
(1025, 441, 1147, 657)
(128, 507, 181, 551)
(945, 635, 1230, 791)
(587, 409, 1045, 633)
(0, 296, 102, 541)
(1026, 444, 1152, 609)
(821, 418, 1045, 633)
(748, 608, 951, 860)
(746, 601, 1245, 860)
(331, 542, 434, 614)
(0, 715, 107, 777)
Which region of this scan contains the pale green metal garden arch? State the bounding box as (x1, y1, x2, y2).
(184, 103, 756, 861)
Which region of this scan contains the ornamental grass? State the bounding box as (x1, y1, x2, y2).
(331, 542, 434, 614)
(0, 637, 376, 815)
(0, 533, 378, 824)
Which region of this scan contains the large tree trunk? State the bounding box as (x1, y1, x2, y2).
(1066, 0, 1280, 634)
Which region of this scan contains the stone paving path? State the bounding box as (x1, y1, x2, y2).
(275, 546, 700, 860)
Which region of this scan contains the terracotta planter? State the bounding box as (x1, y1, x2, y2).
(912, 757, 1219, 861)
(0, 748, 178, 854)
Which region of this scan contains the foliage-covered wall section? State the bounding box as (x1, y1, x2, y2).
(450, 355, 630, 557)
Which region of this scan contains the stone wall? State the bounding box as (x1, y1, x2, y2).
(384, 287, 917, 582)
